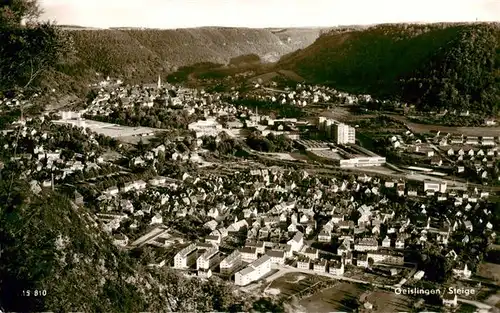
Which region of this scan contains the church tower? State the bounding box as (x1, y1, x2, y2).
(157, 75, 162, 89)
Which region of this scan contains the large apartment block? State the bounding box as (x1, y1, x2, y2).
(234, 255, 272, 286)
(318, 117, 356, 144)
(173, 243, 198, 269)
(220, 250, 242, 273)
(196, 245, 219, 270)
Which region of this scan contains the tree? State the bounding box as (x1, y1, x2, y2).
(0, 0, 72, 94)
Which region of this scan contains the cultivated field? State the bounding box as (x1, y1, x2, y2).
(477, 262, 500, 283)
(318, 108, 376, 122)
(266, 273, 327, 298)
(299, 282, 367, 313)
(365, 290, 412, 313)
(389, 115, 500, 137)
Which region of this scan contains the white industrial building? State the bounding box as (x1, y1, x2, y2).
(234, 255, 272, 286)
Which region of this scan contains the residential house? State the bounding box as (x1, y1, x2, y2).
(113, 233, 129, 247)
(337, 240, 351, 256)
(266, 250, 286, 265)
(318, 230, 332, 242)
(367, 250, 404, 265)
(464, 221, 473, 232)
(296, 256, 311, 270)
(240, 247, 258, 262)
(196, 245, 219, 270)
(303, 247, 319, 260)
(245, 241, 265, 254)
(287, 231, 304, 252)
(274, 244, 293, 258)
(104, 186, 119, 197)
(395, 237, 405, 249)
(354, 238, 378, 251)
(407, 189, 418, 197)
(423, 180, 447, 193)
(382, 236, 391, 248)
(328, 261, 344, 276)
(313, 259, 328, 273)
(442, 293, 458, 307)
(430, 156, 442, 166)
(205, 235, 221, 245)
(466, 136, 479, 145)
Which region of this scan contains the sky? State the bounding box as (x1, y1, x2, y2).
(39, 0, 500, 29)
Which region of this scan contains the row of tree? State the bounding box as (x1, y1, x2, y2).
(84, 104, 203, 129)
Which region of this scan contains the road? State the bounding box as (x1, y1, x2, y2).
(458, 298, 494, 312)
(252, 265, 494, 312)
(264, 264, 395, 289)
(387, 114, 500, 137)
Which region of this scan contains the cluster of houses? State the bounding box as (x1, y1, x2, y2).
(387, 129, 500, 182)
(248, 82, 373, 107)
(81, 78, 316, 142)
(0, 117, 116, 193)
(91, 160, 496, 288)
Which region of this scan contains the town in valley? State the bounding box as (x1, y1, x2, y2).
(1, 0, 500, 312)
(2, 72, 499, 312)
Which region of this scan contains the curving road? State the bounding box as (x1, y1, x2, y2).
(258, 265, 493, 311)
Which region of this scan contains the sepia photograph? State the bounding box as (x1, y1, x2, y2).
(0, 0, 499, 312)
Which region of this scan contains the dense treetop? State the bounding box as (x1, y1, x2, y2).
(0, 0, 70, 95)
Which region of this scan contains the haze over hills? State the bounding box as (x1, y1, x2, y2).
(276, 22, 500, 113)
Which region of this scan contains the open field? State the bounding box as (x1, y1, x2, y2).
(53, 118, 164, 138)
(299, 282, 368, 313)
(365, 290, 412, 313)
(318, 108, 376, 122)
(267, 273, 326, 298)
(484, 292, 500, 310)
(477, 262, 500, 283)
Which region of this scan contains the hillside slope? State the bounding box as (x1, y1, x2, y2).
(277, 23, 500, 113)
(51, 27, 322, 93)
(0, 182, 272, 312)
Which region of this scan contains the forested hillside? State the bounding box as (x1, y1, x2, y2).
(277, 23, 500, 113)
(0, 181, 283, 312)
(49, 27, 322, 94)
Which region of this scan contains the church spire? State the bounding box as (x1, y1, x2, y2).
(157, 75, 162, 89)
